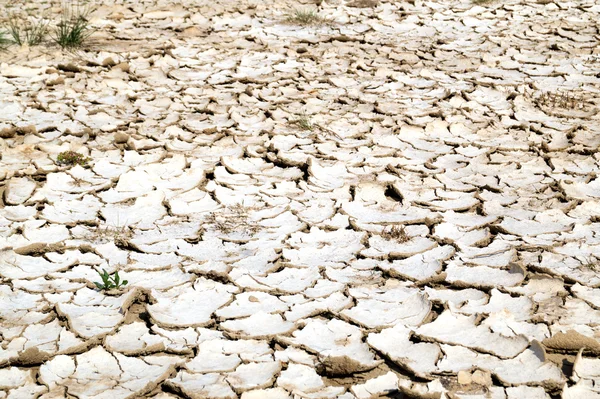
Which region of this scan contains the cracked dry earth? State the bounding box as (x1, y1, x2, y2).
(1, 0, 600, 398)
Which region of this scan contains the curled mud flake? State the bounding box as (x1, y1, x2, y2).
(169, 188, 220, 216)
(3, 177, 37, 205)
(101, 191, 168, 230)
(456, 289, 534, 321)
(0, 367, 46, 397)
(285, 292, 352, 322)
(361, 235, 437, 259)
(562, 350, 600, 398)
(367, 325, 440, 377)
(571, 283, 600, 308)
(458, 240, 517, 268)
(166, 371, 237, 399)
(0, 65, 44, 78)
(149, 325, 203, 354)
(506, 386, 550, 399)
(40, 347, 182, 398)
(283, 318, 381, 375)
(118, 268, 192, 291)
(380, 245, 455, 282)
(184, 342, 242, 374)
(445, 261, 526, 288)
(350, 372, 400, 399)
(216, 291, 289, 320)
(284, 227, 366, 267)
(147, 279, 236, 328)
(342, 283, 431, 329)
(220, 312, 296, 339)
(276, 363, 327, 393)
(41, 194, 102, 225)
(105, 322, 167, 355)
(1, 319, 86, 367)
(55, 287, 139, 339)
(342, 201, 437, 225)
(438, 343, 565, 388)
(226, 361, 281, 394)
(499, 216, 573, 237)
(240, 388, 292, 398)
(551, 298, 600, 339)
(416, 311, 529, 359)
(235, 267, 321, 294)
(0, 252, 74, 279)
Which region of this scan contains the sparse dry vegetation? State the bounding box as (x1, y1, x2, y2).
(93, 224, 133, 246)
(535, 90, 586, 110)
(1, 1, 94, 49)
(6, 13, 49, 46)
(53, 0, 95, 48)
(0, 30, 10, 50)
(285, 8, 327, 26)
(347, 0, 379, 7)
(381, 225, 410, 242)
(578, 257, 600, 273)
(289, 112, 315, 131)
(205, 204, 260, 234)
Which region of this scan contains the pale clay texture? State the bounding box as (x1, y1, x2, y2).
(1, 0, 600, 397)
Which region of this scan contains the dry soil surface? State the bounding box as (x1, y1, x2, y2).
(1, 0, 600, 398)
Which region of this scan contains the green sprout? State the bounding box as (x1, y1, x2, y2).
(94, 269, 128, 291)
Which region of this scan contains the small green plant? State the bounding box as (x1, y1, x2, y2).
(94, 269, 128, 290)
(6, 13, 49, 46)
(289, 113, 315, 131)
(53, 1, 95, 48)
(57, 151, 90, 166)
(285, 9, 326, 26)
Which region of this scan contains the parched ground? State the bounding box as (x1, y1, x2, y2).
(1, 0, 600, 398)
